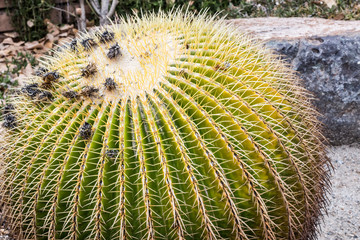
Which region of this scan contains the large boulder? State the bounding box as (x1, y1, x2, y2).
(228, 18, 360, 145)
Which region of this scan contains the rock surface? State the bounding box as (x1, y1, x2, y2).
(228, 18, 360, 145)
(267, 36, 360, 145)
(228, 17, 360, 41)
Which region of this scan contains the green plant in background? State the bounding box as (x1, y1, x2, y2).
(0, 52, 38, 101)
(6, 0, 360, 42)
(0, 11, 330, 239)
(115, 0, 360, 20)
(7, 0, 52, 41)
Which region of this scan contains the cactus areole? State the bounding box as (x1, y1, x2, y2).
(1, 11, 330, 240)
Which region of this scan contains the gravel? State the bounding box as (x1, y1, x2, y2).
(318, 144, 360, 240)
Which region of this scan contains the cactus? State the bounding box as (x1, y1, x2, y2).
(0, 11, 331, 240)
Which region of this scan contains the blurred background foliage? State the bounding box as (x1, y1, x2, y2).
(7, 0, 52, 42)
(7, 0, 360, 42)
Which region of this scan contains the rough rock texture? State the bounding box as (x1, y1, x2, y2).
(266, 36, 360, 145)
(228, 18, 360, 145)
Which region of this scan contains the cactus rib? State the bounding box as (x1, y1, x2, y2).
(0, 11, 331, 240)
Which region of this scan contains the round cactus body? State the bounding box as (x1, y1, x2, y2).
(0, 11, 330, 240)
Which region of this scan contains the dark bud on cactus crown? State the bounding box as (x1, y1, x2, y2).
(97, 30, 115, 43)
(21, 83, 41, 98)
(2, 113, 16, 129)
(79, 122, 92, 139)
(70, 39, 78, 52)
(37, 91, 53, 101)
(62, 90, 79, 99)
(80, 86, 99, 98)
(105, 149, 118, 159)
(81, 38, 97, 51)
(81, 63, 97, 78)
(43, 71, 60, 83)
(104, 78, 117, 91)
(107, 43, 121, 59)
(35, 67, 48, 77)
(3, 104, 15, 116)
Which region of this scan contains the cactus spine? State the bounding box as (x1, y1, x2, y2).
(0, 11, 330, 240)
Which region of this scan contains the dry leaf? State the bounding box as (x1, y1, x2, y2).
(51, 28, 60, 37)
(58, 32, 68, 38)
(333, 13, 345, 20)
(0, 63, 8, 72)
(323, 0, 337, 8)
(45, 19, 60, 36)
(22, 62, 33, 77)
(14, 41, 25, 47)
(59, 24, 73, 32)
(25, 41, 43, 50)
(4, 32, 19, 38)
(13, 74, 27, 86)
(71, 28, 78, 36)
(44, 39, 53, 49)
(4, 45, 22, 56)
(58, 37, 72, 46)
(0, 49, 11, 57)
(2, 38, 14, 45)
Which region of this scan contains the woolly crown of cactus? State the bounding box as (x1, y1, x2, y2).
(0, 10, 330, 240)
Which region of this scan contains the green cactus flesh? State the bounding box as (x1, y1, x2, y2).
(1, 12, 330, 240)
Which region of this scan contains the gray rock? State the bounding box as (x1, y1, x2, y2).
(228, 17, 360, 145)
(266, 35, 360, 145)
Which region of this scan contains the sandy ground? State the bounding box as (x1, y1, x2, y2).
(317, 144, 360, 240)
(0, 144, 358, 239)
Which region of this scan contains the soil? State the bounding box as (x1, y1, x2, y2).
(317, 144, 360, 240)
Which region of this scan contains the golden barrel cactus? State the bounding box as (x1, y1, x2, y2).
(0, 11, 330, 240)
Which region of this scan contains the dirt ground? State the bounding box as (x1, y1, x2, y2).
(317, 144, 360, 240)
